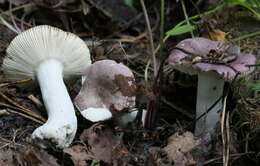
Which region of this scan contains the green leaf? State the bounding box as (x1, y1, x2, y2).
(245, 81, 260, 90)
(166, 24, 196, 37)
(227, 0, 246, 6)
(227, 0, 260, 18)
(123, 0, 134, 7)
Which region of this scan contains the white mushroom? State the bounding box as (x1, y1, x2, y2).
(3, 25, 91, 148)
(74, 60, 136, 124)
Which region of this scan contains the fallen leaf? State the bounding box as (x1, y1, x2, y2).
(0, 149, 15, 166)
(163, 132, 201, 166)
(202, 29, 226, 42)
(0, 145, 60, 166)
(80, 123, 132, 165)
(148, 147, 172, 166)
(64, 145, 93, 166)
(15, 145, 60, 166)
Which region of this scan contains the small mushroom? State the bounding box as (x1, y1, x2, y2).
(74, 60, 136, 123)
(168, 37, 256, 137)
(3, 25, 91, 148)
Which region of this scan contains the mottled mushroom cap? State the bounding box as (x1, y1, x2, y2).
(74, 60, 136, 115)
(168, 37, 256, 80)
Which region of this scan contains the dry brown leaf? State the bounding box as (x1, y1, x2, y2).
(148, 147, 172, 166)
(0, 145, 60, 166)
(202, 29, 226, 42)
(15, 145, 60, 166)
(163, 132, 201, 166)
(0, 149, 15, 166)
(64, 145, 93, 166)
(80, 123, 132, 165)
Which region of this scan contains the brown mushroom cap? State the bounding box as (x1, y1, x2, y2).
(74, 60, 136, 114)
(168, 37, 256, 80)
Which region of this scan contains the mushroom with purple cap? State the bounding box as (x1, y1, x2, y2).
(167, 37, 256, 137)
(2, 25, 91, 148)
(74, 60, 137, 125)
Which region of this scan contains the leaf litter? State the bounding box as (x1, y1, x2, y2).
(0, 0, 259, 166)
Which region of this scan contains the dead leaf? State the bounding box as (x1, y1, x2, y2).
(64, 145, 93, 166)
(80, 123, 132, 165)
(202, 29, 226, 42)
(163, 132, 201, 166)
(0, 145, 60, 166)
(15, 145, 60, 166)
(148, 147, 172, 166)
(0, 149, 15, 166)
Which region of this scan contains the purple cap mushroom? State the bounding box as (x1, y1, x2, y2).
(74, 60, 136, 123)
(3, 25, 91, 148)
(168, 37, 256, 136)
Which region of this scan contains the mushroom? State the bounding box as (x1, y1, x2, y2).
(74, 60, 136, 123)
(2, 25, 91, 148)
(168, 37, 256, 137)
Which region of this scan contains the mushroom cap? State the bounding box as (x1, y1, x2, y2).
(3, 25, 91, 80)
(74, 60, 136, 115)
(168, 37, 256, 80)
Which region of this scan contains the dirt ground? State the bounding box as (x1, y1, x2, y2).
(0, 0, 259, 166)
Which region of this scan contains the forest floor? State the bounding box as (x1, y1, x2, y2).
(0, 0, 259, 166)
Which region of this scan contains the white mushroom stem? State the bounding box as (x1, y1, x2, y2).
(195, 72, 224, 136)
(31, 59, 77, 148)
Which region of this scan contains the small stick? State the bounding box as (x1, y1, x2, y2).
(0, 102, 44, 124)
(27, 94, 43, 108)
(101, 32, 148, 43)
(0, 109, 8, 116)
(181, 0, 194, 37)
(201, 152, 254, 165)
(140, 0, 158, 76)
(161, 97, 194, 119)
(0, 78, 32, 88)
(221, 95, 227, 166)
(0, 92, 46, 122)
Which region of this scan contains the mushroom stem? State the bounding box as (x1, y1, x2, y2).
(31, 59, 77, 148)
(195, 72, 224, 136)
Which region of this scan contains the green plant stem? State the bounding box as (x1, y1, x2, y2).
(181, 0, 194, 37)
(140, 0, 157, 77)
(159, 0, 165, 61)
(232, 30, 260, 42)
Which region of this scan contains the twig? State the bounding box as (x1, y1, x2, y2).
(159, 0, 165, 63)
(27, 94, 43, 108)
(0, 78, 32, 88)
(0, 92, 46, 122)
(140, 0, 158, 76)
(246, 64, 260, 67)
(0, 102, 44, 124)
(0, 3, 34, 17)
(161, 97, 194, 119)
(9, 1, 22, 33)
(232, 31, 260, 42)
(181, 0, 194, 37)
(221, 95, 228, 166)
(0, 109, 8, 116)
(226, 111, 230, 166)
(201, 152, 254, 165)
